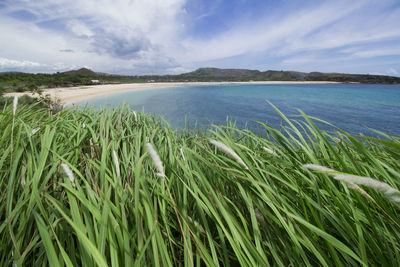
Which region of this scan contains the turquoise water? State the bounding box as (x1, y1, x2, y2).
(77, 83, 400, 135)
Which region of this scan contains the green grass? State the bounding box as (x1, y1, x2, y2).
(1, 102, 400, 266)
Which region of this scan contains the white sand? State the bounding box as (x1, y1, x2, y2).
(5, 81, 339, 104)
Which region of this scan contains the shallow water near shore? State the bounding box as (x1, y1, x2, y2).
(77, 83, 400, 136)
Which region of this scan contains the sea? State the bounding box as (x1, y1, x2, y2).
(76, 83, 400, 136)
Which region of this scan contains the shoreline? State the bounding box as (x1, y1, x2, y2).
(5, 81, 340, 104)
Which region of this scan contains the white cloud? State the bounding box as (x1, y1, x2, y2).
(0, 0, 399, 74)
(7, 0, 187, 52)
(351, 48, 400, 58)
(177, 0, 400, 65)
(0, 57, 41, 68)
(0, 0, 187, 73)
(67, 20, 94, 37)
(387, 67, 398, 76)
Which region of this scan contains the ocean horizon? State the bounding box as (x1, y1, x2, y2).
(77, 83, 400, 136)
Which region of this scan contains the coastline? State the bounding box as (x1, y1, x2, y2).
(5, 81, 340, 104)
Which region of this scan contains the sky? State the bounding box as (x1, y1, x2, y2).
(0, 0, 399, 76)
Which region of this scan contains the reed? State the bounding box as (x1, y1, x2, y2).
(1, 103, 399, 266)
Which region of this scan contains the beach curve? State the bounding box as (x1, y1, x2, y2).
(5, 81, 340, 105)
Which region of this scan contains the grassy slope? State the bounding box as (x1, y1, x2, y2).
(1, 103, 400, 266)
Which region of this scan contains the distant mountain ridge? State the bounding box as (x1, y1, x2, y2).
(181, 68, 400, 83)
(183, 68, 261, 77)
(1, 67, 400, 93)
(61, 68, 97, 77)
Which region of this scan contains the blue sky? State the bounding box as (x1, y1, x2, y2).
(0, 0, 399, 76)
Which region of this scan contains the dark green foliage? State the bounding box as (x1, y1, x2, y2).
(0, 68, 105, 92)
(1, 67, 399, 92)
(179, 68, 400, 83)
(304, 73, 400, 83)
(0, 94, 55, 109)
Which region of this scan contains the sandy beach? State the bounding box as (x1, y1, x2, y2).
(5, 81, 339, 104)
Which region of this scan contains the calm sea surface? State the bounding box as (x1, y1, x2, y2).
(77, 83, 400, 136)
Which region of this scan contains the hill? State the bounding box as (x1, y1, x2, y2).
(183, 67, 261, 78)
(61, 67, 98, 77)
(304, 72, 400, 83)
(259, 70, 307, 80)
(1, 67, 399, 93)
(180, 68, 400, 83)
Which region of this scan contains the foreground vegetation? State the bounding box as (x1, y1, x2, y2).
(1, 102, 400, 266)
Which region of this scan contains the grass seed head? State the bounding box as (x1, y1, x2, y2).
(30, 127, 40, 136)
(61, 163, 75, 187)
(180, 148, 186, 161)
(263, 146, 279, 157)
(334, 174, 400, 203)
(13, 95, 18, 116)
(304, 164, 400, 203)
(210, 139, 248, 169)
(146, 143, 165, 177)
(187, 216, 205, 233)
(89, 138, 95, 157)
(303, 164, 337, 173)
(112, 150, 121, 179)
(21, 175, 26, 189)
